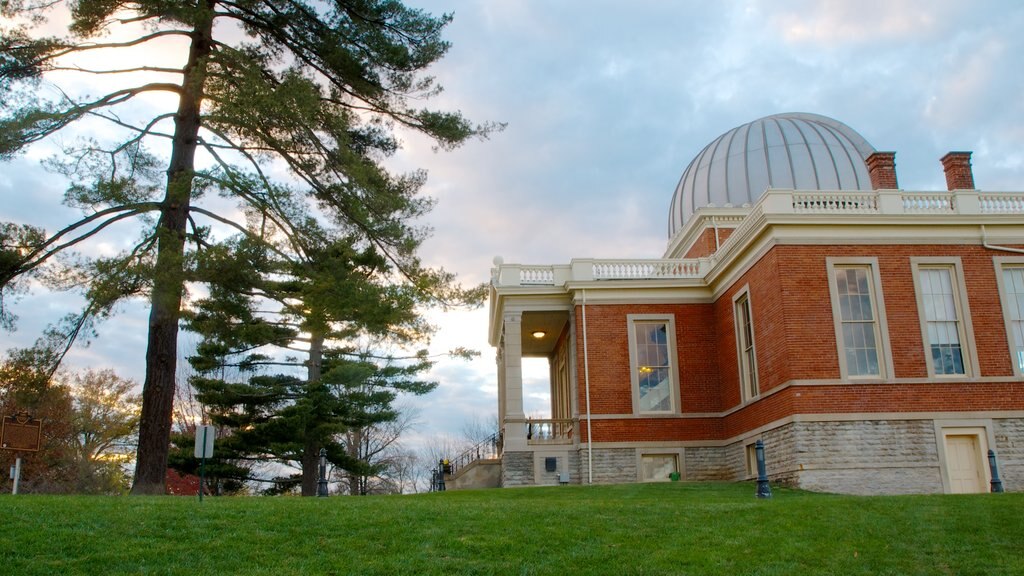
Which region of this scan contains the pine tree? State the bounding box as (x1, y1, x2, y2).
(0, 0, 495, 493)
(184, 231, 458, 495)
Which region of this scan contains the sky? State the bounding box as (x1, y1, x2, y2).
(2, 0, 1024, 457)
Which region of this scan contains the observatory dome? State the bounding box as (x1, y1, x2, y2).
(668, 112, 877, 237)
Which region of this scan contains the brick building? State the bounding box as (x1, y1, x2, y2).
(483, 112, 1024, 495)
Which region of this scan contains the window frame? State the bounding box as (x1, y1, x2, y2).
(910, 257, 979, 378)
(638, 453, 680, 483)
(733, 286, 759, 402)
(994, 256, 1024, 377)
(826, 257, 895, 380)
(626, 314, 681, 415)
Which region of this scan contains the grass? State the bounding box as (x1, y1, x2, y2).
(1, 482, 1021, 575)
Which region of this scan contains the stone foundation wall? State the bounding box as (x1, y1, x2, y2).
(994, 418, 1024, 492)
(501, 451, 533, 487)
(789, 419, 943, 495)
(579, 448, 637, 484)
(683, 446, 731, 480)
(501, 418, 1024, 494)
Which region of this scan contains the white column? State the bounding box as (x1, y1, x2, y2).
(502, 311, 527, 450)
(496, 347, 506, 426)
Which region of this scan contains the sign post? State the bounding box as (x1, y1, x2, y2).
(2, 412, 42, 495)
(194, 424, 215, 502)
(11, 457, 22, 495)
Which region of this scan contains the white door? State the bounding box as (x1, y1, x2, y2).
(945, 434, 985, 494)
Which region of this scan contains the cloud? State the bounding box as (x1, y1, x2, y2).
(768, 0, 957, 45)
(4, 0, 1024, 462)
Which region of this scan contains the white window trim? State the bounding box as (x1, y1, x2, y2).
(993, 256, 1024, 377)
(626, 314, 681, 415)
(732, 286, 759, 402)
(910, 257, 979, 378)
(826, 257, 895, 380)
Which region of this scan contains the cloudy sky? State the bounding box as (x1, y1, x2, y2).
(2, 1, 1023, 454)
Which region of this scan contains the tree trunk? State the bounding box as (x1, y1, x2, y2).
(300, 330, 325, 496)
(300, 435, 320, 497)
(131, 3, 215, 495)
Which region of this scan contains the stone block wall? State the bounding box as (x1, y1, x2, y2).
(501, 451, 533, 487)
(788, 419, 942, 495)
(579, 448, 636, 484)
(502, 417, 1024, 493)
(994, 418, 1024, 492)
(683, 446, 731, 480)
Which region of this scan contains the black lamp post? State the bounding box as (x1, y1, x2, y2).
(317, 448, 329, 497)
(755, 439, 772, 499)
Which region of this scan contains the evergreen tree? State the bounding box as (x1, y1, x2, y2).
(0, 0, 495, 493)
(184, 231, 458, 496)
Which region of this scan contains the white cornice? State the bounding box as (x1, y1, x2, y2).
(490, 189, 1024, 343)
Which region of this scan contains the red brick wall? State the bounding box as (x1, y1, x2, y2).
(684, 227, 735, 258)
(589, 417, 722, 442)
(721, 382, 1024, 438)
(761, 244, 1015, 380)
(573, 302, 720, 418)
(713, 243, 1019, 395)
(570, 242, 1023, 444)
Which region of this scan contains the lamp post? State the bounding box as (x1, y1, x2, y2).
(317, 448, 329, 497)
(988, 449, 1004, 493)
(755, 439, 772, 499)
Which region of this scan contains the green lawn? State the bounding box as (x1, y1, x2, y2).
(1, 482, 1020, 575)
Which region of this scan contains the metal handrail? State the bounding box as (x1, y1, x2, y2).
(448, 431, 502, 476)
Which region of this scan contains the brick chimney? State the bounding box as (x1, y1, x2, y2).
(866, 151, 898, 189)
(941, 151, 975, 190)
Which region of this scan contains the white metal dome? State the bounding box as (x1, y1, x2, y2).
(668, 112, 877, 236)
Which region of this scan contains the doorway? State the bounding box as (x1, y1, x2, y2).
(942, 429, 988, 494)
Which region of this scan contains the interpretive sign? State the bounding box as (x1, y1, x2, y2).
(194, 424, 215, 459)
(2, 412, 42, 452)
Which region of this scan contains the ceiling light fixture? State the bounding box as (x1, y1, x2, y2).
(531, 331, 546, 339)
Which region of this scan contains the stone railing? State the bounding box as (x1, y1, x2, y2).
(493, 189, 1024, 288)
(791, 191, 878, 213)
(980, 193, 1024, 214)
(526, 418, 575, 445)
(593, 259, 703, 279)
(763, 188, 1024, 216)
(493, 258, 709, 287)
(902, 193, 955, 213)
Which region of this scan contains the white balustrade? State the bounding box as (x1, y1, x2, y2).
(791, 192, 878, 213)
(902, 193, 954, 213)
(520, 266, 556, 285)
(492, 190, 1024, 288)
(592, 259, 702, 280)
(980, 193, 1024, 214)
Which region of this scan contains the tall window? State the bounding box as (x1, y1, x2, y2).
(912, 258, 977, 378)
(734, 290, 758, 401)
(834, 266, 882, 376)
(999, 264, 1024, 375)
(827, 258, 892, 379)
(917, 267, 966, 375)
(628, 315, 679, 413)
